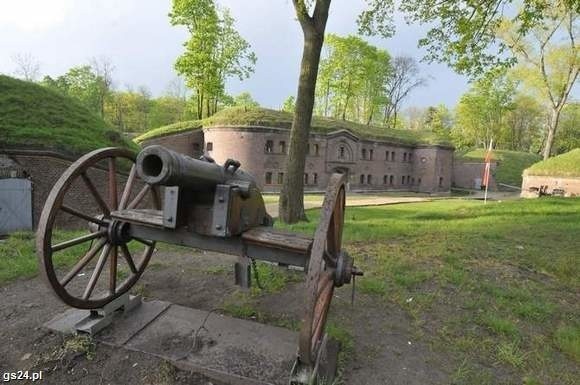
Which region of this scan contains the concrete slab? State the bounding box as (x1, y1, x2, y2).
(45, 300, 337, 385)
(124, 304, 297, 385)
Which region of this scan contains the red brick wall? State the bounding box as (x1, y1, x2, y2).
(452, 160, 498, 190)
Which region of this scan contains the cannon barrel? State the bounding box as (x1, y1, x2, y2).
(136, 145, 255, 189)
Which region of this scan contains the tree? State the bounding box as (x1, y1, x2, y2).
(453, 71, 517, 150)
(358, 0, 576, 77)
(553, 102, 580, 154)
(281, 95, 296, 113)
(424, 104, 453, 138)
(90, 57, 115, 118)
(42, 66, 102, 114)
(233, 92, 259, 108)
(497, 4, 578, 159)
(278, 0, 332, 223)
(170, 0, 256, 119)
(383, 56, 426, 128)
(315, 34, 390, 124)
(11, 53, 40, 81)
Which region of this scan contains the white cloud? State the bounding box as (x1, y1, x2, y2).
(0, 0, 73, 31)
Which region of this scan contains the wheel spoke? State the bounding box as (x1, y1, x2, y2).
(51, 231, 106, 253)
(59, 238, 107, 287)
(61, 205, 108, 227)
(119, 165, 137, 210)
(109, 246, 118, 295)
(127, 184, 151, 210)
(81, 172, 111, 216)
(108, 157, 118, 211)
(120, 243, 137, 274)
(83, 244, 111, 300)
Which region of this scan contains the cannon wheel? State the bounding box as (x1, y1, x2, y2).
(37, 147, 160, 309)
(298, 173, 346, 366)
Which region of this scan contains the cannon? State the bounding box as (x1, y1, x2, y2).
(37, 145, 362, 383)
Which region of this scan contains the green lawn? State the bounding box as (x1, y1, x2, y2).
(2, 199, 578, 384)
(457, 149, 542, 187)
(526, 148, 580, 177)
(0, 75, 136, 156)
(278, 198, 580, 384)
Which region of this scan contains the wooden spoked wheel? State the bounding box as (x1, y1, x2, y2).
(298, 173, 346, 366)
(36, 147, 160, 309)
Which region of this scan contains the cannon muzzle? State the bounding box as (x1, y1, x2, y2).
(136, 145, 255, 190)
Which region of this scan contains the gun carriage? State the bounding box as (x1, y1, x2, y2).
(37, 145, 362, 383)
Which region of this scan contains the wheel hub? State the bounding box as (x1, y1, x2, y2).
(107, 220, 132, 246)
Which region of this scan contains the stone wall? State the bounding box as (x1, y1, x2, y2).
(521, 174, 580, 198)
(452, 161, 498, 190)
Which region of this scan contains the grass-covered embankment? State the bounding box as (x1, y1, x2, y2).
(457, 149, 541, 186)
(525, 148, 580, 177)
(135, 106, 450, 146)
(0, 75, 137, 155)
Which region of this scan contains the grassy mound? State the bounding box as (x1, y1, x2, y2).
(525, 149, 580, 177)
(134, 120, 202, 143)
(135, 106, 450, 146)
(457, 149, 541, 186)
(0, 75, 137, 156)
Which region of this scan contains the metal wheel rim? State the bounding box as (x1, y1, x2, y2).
(36, 147, 159, 309)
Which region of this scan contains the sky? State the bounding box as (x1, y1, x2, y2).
(0, 0, 471, 110)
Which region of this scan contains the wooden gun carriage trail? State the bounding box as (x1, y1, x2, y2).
(36, 144, 363, 384)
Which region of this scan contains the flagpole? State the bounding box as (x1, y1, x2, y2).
(484, 139, 493, 204)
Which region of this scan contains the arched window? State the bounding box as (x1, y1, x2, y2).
(265, 172, 272, 184)
(313, 173, 318, 184)
(304, 173, 309, 185)
(362, 148, 367, 160)
(360, 174, 365, 184)
(367, 174, 372, 184)
(369, 149, 373, 160)
(383, 175, 388, 184)
(390, 175, 394, 185)
(265, 140, 273, 153)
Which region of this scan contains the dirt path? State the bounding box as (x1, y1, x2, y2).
(1, 247, 452, 385)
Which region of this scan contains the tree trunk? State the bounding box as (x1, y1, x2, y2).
(279, 2, 330, 223)
(543, 106, 562, 160)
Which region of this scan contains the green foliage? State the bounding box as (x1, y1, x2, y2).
(315, 34, 390, 125)
(457, 149, 541, 186)
(232, 92, 259, 108)
(170, 0, 256, 119)
(358, 0, 574, 78)
(525, 148, 580, 177)
(280, 95, 296, 113)
(41, 65, 102, 115)
(554, 103, 580, 154)
(453, 71, 518, 149)
(0, 75, 136, 155)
